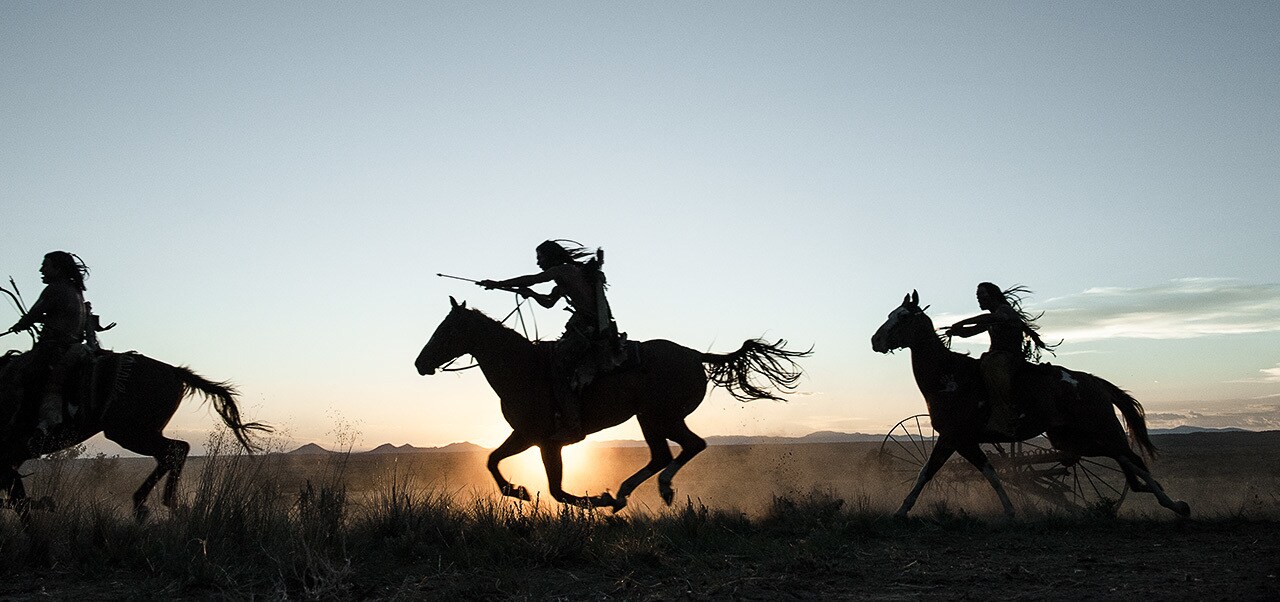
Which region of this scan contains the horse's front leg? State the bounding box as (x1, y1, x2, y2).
(955, 442, 1016, 518)
(488, 432, 534, 501)
(541, 444, 614, 509)
(895, 438, 957, 518)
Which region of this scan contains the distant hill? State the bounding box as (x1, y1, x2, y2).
(1150, 425, 1250, 435)
(364, 441, 486, 454)
(284, 441, 487, 455)
(592, 431, 885, 448)
(284, 427, 1267, 456)
(286, 443, 331, 455)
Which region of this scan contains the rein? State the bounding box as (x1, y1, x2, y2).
(438, 293, 538, 372)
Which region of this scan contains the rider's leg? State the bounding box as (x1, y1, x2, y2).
(981, 352, 1020, 438)
(550, 333, 590, 443)
(29, 345, 67, 438)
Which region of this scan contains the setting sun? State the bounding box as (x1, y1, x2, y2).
(499, 444, 605, 495)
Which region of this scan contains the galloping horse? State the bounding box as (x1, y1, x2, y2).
(415, 297, 810, 511)
(871, 291, 1189, 518)
(0, 350, 270, 520)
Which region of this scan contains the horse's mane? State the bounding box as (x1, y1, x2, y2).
(461, 306, 538, 348)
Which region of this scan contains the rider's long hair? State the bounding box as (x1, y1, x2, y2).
(45, 251, 89, 292)
(539, 239, 607, 287)
(979, 282, 1057, 361)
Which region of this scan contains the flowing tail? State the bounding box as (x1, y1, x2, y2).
(1086, 374, 1157, 458)
(173, 366, 273, 452)
(702, 339, 811, 402)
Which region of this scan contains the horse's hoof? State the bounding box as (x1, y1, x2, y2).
(134, 505, 150, 523)
(1174, 500, 1191, 517)
(592, 492, 616, 509)
(660, 487, 675, 506)
(610, 496, 628, 514)
(892, 510, 909, 521)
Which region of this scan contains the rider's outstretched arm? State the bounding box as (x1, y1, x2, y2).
(946, 313, 995, 337)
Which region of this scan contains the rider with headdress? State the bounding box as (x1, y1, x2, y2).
(5, 251, 90, 439)
(477, 240, 620, 442)
(944, 282, 1053, 438)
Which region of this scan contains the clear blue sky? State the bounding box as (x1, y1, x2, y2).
(3, 1, 1277, 453)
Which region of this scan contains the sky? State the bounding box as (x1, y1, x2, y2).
(2, 1, 1278, 455)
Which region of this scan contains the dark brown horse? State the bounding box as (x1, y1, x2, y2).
(871, 291, 1189, 518)
(415, 297, 810, 511)
(0, 350, 270, 520)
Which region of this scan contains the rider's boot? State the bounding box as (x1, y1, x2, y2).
(986, 399, 1021, 439)
(31, 389, 65, 446)
(550, 380, 584, 444)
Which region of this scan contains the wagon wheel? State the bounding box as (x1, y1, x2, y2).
(877, 415, 973, 489)
(879, 415, 1129, 513)
(986, 439, 1129, 514)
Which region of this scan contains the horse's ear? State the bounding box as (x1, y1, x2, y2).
(911, 290, 919, 306)
(902, 293, 912, 306)
(450, 296, 464, 309)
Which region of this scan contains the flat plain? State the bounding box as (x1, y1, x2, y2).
(1, 430, 1278, 599)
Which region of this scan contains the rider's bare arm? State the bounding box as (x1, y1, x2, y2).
(946, 313, 999, 337)
(478, 267, 570, 308)
(10, 287, 53, 331)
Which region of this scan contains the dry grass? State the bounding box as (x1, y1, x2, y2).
(0, 431, 1278, 599)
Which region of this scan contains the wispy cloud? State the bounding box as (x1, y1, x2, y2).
(1034, 279, 1280, 342)
(1262, 364, 1280, 383)
(1144, 404, 1280, 431)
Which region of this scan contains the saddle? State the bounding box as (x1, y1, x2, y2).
(1010, 362, 1073, 428)
(0, 347, 134, 437)
(537, 336, 642, 393)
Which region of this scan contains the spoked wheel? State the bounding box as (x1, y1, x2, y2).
(877, 415, 972, 489)
(986, 439, 1129, 514)
(879, 415, 1129, 514)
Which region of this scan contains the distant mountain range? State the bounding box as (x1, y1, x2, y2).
(284, 425, 1259, 455)
(1148, 425, 1249, 435)
(282, 441, 486, 456)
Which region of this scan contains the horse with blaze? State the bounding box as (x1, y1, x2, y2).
(871, 290, 1189, 518)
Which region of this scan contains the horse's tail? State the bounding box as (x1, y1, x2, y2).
(1087, 374, 1157, 459)
(701, 339, 811, 402)
(173, 366, 273, 453)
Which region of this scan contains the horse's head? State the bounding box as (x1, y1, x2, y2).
(415, 297, 474, 376)
(871, 290, 936, 353)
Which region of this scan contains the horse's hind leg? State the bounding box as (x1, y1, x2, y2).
(1116, 453, 1190, 517)
(106, 428, 190, 521)
(656, 420, 706, 506)
(611, 418, 676, 511)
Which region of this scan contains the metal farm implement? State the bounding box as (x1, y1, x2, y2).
(879, 414, 1129, 513)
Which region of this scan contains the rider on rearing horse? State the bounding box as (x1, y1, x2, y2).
(477, 240, 620, 442)
(5, 251, 90, 441)
(944, 282, 1053, 438)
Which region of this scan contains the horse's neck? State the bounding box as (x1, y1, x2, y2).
(466, 314, 541, 398)
(907, 336, 958, 396)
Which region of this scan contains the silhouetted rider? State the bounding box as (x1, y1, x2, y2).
(6, 251, 89, 439)
(477, 240, 619, 442)
(945, 282, 1052, 438)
